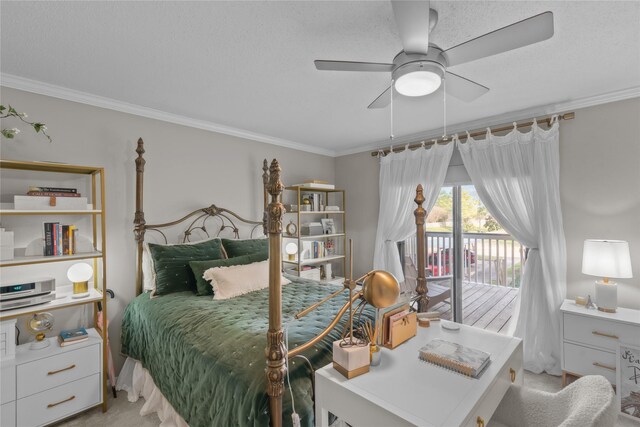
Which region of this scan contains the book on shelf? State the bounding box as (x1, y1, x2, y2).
(304, 179, 329, 185)
(29, 186, 77, 194)
(418, 339, 491, 378)
(27, 191, 81, 197)
(43, 222, 80, 256)
(58, 327, 89, 346)
(293, 183, 335, 190)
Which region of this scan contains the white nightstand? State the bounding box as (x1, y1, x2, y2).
(0, 328, 103, 426)
(560, 300, 640, 386)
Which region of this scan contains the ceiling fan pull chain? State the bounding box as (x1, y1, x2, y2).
(442, 76, 447, 141)
(390, 79, 395, 141)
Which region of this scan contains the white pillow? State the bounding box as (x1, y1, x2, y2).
(141, 237, 223, 292)
(203, 260, 291, 300)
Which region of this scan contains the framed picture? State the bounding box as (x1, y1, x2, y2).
(617, 341, 640, 421)
(321, 218, 335, 235)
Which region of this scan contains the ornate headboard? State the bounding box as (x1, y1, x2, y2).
(132, 138, 266, 295)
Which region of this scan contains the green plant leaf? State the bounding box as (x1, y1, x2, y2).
(0, 105, 5, 112)
(1, 129, 15, 139)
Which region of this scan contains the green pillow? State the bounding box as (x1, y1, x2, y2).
(189, 252, 268, 296)
(149, 238, 223, 295)
(221, 238, 269, 259)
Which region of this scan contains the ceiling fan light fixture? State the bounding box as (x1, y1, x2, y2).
(393, 61, 444, 97)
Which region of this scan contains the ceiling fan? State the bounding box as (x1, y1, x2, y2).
(314, 1, 554, 109)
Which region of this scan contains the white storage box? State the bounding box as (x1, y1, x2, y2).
(1, 319, 17, 359)
(0, 229, 14, 261)
(301, 222, 323, 236)
(13, 195, 89, 210)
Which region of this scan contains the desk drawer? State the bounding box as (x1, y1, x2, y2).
(563, 342, 616, 383)
(563, 313, 639, 352)
(463, 344, 523, 427)
(17, 344, 100, 398)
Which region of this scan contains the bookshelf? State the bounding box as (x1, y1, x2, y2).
(0, 159, 108, 415)
(283, 185, 346, 284)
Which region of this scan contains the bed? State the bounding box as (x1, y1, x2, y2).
(123, 139, 380, 427)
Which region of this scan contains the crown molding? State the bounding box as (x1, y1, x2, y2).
(335, 86, 640, 157)
(2, 73, 638, 159)
(0, 73, 337, 157)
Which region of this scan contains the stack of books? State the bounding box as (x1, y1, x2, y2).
(293, 180, 336, 190)
(43, 223, 79, 256)
(58, 327, 89, 347)
(28, 186, 81, 198)
(14, 186, 88, 210)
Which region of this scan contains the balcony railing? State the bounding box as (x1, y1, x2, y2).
(405, 232, 527, 288)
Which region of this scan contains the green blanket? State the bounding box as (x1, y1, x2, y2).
(121, 276, 373, 427)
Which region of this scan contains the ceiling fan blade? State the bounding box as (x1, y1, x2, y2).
(445, 72, 489, 102)
(444, 11, 553, 67)
(314, 60, 394, 72)
(391, 1, 432, 55)
(367, 86, 392, 109)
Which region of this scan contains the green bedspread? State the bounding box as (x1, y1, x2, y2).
(121, 276, 372, 427)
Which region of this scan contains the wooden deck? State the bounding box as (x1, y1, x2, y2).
(430, 282, 519, 334)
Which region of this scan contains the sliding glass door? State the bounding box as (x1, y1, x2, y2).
(403, 185, 523, 331)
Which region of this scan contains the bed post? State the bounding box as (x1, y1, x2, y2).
(134, 138, 146, 296)
(414, 184, 429, 312)
(265, 159, 285, 427)
(262, 159, 269, 236)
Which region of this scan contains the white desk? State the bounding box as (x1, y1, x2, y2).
(315, 323, 522, 427)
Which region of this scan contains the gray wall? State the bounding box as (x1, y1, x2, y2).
(0, 86, 335, 371)
(336, 97, 640, 309)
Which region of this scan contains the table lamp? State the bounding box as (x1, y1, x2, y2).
(582, 239, 633, 313)
(285, 242, 298, 261)
(68, 262, 93, 298)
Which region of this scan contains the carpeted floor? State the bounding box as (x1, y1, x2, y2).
(55, 372, 634, 426)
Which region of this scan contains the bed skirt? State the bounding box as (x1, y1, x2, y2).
(115, 357, 189, 427)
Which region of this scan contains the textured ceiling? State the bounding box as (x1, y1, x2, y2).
(2, 1, 639, 155)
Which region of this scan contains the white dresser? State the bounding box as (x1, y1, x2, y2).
(560, 299, 640, 386)
(0, 328, 103, 427)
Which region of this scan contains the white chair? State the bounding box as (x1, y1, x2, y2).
(489, 375, 617, 427)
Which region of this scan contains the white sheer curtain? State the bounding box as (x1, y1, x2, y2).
(457, 119, 566, 375)
(373, 143, 454, 283)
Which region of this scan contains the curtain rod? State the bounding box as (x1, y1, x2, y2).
(370, 112, 575, 157)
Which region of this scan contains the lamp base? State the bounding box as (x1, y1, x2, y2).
(594, 280, 617, 314)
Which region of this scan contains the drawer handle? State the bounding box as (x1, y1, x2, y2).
(47, 395, 75, 408)
(477, 416, 485, 427)
(509, 368, 516, 383)
(47, 364, 76, 375)
(593, 362, 616, 372)
(592, 331, 619, 340)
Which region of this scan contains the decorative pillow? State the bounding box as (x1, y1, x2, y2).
(189, 252, 268, 296)
(221, 238, 269, 259)
(203, 260, 291, 300)
(148, 238, 223, 296)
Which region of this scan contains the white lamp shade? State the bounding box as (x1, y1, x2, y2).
(582, 240, 633, 279)
(67, 262, 94, 282)
(285, 242, 298, 255)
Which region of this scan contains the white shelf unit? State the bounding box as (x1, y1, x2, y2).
(0, 251, 103, 268)
(283, 186, 346, 283)
(0, 159, 109, 420)
(0, 210, 102, 215)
